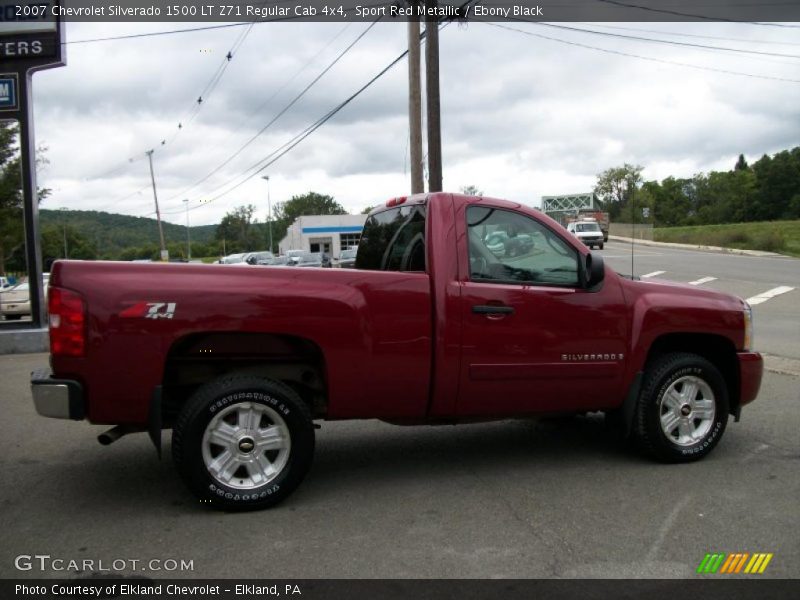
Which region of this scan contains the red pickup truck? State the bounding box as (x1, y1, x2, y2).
(31, 192, 763, 510)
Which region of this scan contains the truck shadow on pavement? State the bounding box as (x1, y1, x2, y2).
(299, 415, 639, 504)
(51, 415, 637, 511)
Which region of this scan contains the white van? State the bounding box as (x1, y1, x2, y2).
(566, 220, 605, 250)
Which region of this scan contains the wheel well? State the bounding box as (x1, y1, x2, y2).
(161, 332, 328, 425)
(644, 333, 740, 415)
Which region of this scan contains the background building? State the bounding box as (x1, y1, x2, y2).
(278, 214, 367, 258)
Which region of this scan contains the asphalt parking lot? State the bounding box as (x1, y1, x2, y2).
(0, 352, 798, 580)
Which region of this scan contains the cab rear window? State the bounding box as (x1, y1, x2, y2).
(356, 205, 427, 272)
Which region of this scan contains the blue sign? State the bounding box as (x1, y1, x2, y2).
(0, 74, 18, 111)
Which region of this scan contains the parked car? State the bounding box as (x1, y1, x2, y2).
(218, 253, 247, 264)
(294, 252, 332, 268)
(0, 276, 49, 320)
(244, 251, 275, 265)
(567, 220, 604, 250)
(284, 250, 306, 264)
(484, 231, 534, 258)
(259, 256, 291, 267)
(337, 248, 358, 268)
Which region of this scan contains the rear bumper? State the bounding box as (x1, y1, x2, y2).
(30, 368, 85, 420)
(738, 352, 763, 408)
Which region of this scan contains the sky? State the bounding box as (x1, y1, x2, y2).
(30, 18, 800, 227)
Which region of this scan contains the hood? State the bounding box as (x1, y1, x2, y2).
(619, 274, 748, 311)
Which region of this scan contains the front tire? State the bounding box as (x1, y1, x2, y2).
(633, 352, 728, 463)
(173, 375, 315, 510)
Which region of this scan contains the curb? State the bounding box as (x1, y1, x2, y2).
(763, 354, 800, 378)
(608, 236, 783, 258)
(0, 328, 48, 355)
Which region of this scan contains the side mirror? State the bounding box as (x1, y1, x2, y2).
(581, 252, 605, 289)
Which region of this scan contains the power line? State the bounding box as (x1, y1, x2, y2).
(191, 49, 412, 208)
(82, 17, 259, 185)
(177, 21, 451, 212)
(574, 22, 800, 46)
(537, 21, 800, 59)
(592, 0, 800, 26)
(66, 23, 252, 44)
(487, 22, 800, 83)
(160, 20, 380, 207)
(163, 21, 257, 146)
(185, 22, 353, 158)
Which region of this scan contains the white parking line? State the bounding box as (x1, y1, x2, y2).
(641, 271, 665, 278)
(746, 286, 795, 306)
(689, 276, 717, 286)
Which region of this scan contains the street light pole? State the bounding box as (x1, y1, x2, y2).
(183, 199, 191, 260)
(262, 175, 273, 253)
(59, 207, 68, 258)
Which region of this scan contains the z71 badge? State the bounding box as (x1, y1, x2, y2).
(120, 302, 177, 319)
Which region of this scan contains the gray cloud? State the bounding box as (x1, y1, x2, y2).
(32, 21, 800, 225)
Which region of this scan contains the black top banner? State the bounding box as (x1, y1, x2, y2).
(0, 0, 799, 23)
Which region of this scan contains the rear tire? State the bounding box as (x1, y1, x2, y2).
(633, 352, 728, 463)
(599, 242, 604, 250)
(173, 375, 315, 510)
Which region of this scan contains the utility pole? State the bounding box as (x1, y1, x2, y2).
(183, 199, 191, 260)
(146, 150, 168, 261)
(262, 175, 273, 253)
(630, 183, 635, 278)
(425, 1, 443, 193)
(59, 207, 68, 258)
(408, 4, 424, 194)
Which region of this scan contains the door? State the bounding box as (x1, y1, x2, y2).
(458, 205, 628, 417)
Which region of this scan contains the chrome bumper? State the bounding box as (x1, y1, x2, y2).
(30, 369, 85, 420)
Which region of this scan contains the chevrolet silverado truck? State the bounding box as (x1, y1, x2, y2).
(31, 192, 763, 510)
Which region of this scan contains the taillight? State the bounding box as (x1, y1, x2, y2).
(49, 287, 86, 357)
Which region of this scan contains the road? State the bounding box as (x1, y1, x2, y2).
(0, 353, 797, 580)
(601, 241, 800, 360)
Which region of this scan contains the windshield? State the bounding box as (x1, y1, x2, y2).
(576, 223, 600, 232)
(341, 249, 357, 259)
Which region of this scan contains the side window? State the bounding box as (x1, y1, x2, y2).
(356, 205, 426, 272)
(466, 206, 579, 286)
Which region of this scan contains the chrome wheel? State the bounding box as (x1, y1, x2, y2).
(201, 402, 291, 490)
(658, 375, 716, 447)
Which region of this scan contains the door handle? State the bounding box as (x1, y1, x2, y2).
(472, 304, 515, 315)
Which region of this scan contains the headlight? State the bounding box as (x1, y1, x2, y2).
(743, 302, 753, 351)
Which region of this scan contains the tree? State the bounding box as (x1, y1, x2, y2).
(361, 205, 376, 214)
(593, 164, 644, 220)
(272, 192, 347, 223)
(41, 224, 97, 266)
(460, 185, 483, 196)
(270, 192, 347, 251)
(0, 122, 51, 274)
(752, 148, 800, 220)
(215, 204, 262, 254)
(735, 154, 748, 171)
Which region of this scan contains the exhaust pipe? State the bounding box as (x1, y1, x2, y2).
(98, 425, 138, 446)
